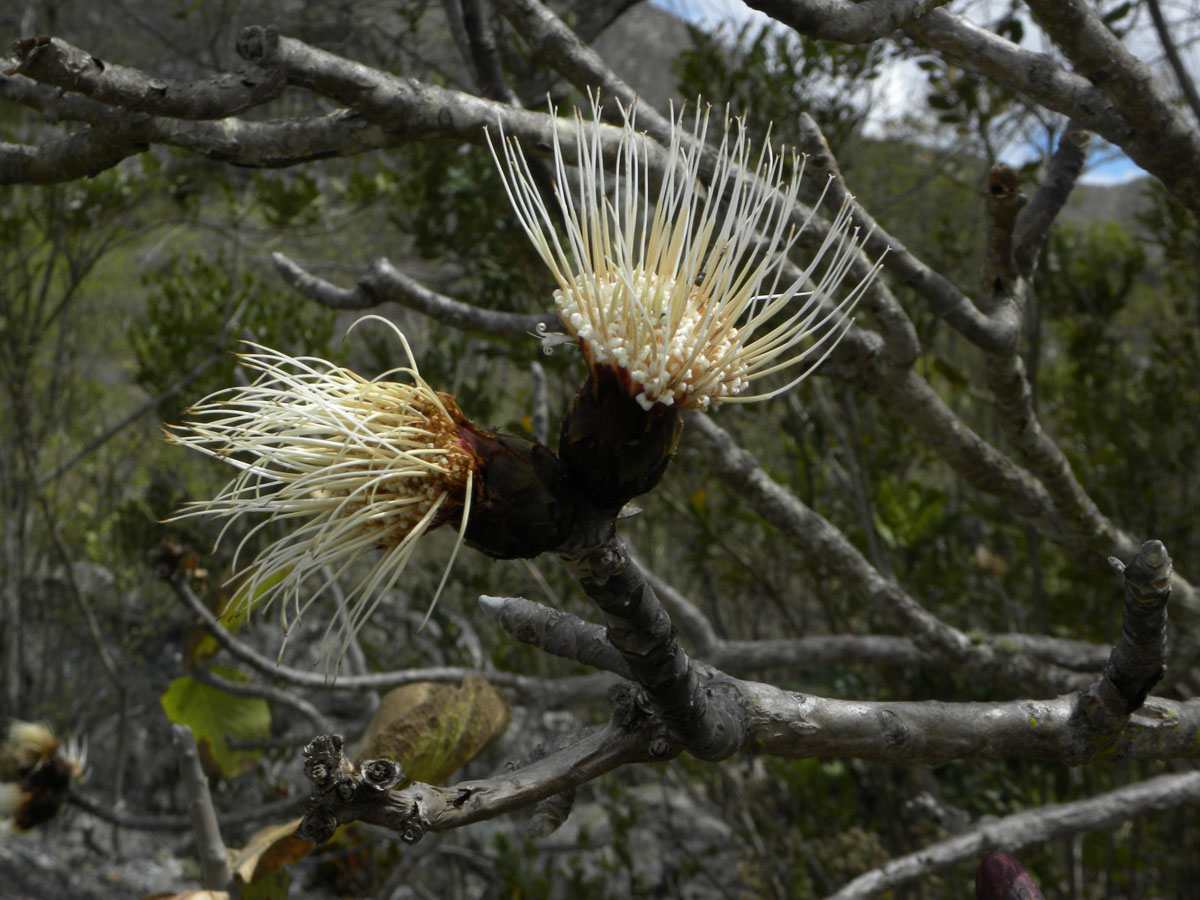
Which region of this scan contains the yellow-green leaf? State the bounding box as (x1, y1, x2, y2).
(160, 668, 271, 777)
(356, 677, 510, 787)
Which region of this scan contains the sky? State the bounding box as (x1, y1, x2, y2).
(648, 0, 1194, 185)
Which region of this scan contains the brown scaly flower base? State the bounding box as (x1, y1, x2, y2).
(557, 365, 683, 515)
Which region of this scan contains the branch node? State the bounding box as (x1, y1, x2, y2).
(236, 25, 280, 66)
(609, 683, 653, 731)
(295, 806, 338, 845)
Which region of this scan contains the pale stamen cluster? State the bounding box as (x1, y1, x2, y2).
(167, 323, 474, 668)
(490, 97, 879, 410)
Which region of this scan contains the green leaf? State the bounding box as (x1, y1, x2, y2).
(160, 667, 271, 777)
(226, 568, 292, 625)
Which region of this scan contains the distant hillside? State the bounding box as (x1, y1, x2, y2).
(1062, 177, 1155, 228)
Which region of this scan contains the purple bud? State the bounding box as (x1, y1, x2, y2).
(976, 853, 1045, 900)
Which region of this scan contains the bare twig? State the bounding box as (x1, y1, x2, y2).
(792, 114, 923, 362)
(69, 788, 304, 832)
(0, 129, 148, 184)
(269, 251, 370, 309)
(1145, 0, 1200, 126)
(482, 592, 1113, 675)
(567, 541, 747, 760)
(272, 252, 558, 337)
(173, 724, 233, 891)
(688, 411, 1088, 693)
(738, 676, 1200, 763)
(743, 0, 950, 43)
(461, 0, 521, 105)
(0, 109, 400, 184)
(1014, 125, 1091, 276)
(633, 553, 720, 655)
(295, 722, 654, 843)
(908, 7, 1200, 217)
(970, 164, 1200, 657)
(905, 10, 1130, 139)
(189, 665, 333, 734)
(1074, 542, 1172, 737)
(295, 534, 1191, 845)
(980, 164, 1025, 315)
(1024, 0, 1200, 216)
(479, 594, 631, 679)
(9, 36, 285, 118)
(168, 576, 607, 705)
(822, 771, 1200, 900)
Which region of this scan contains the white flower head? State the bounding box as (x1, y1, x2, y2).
(167, 317, 476, 669)
(489, 96, 879, 410)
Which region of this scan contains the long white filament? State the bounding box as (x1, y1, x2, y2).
(168, 324, 474, 674)
(487, 95, 881, 410)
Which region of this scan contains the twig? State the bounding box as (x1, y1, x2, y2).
(173, 724, 234, 891)
(0, 109, 402, 185)
(742, 0, 951, 43)
(1145, 0, 1200, 126)
(821, 771, 1200, 900)
(1014, 124, 1091, 276)
(9, 35, 285, 118)
(461, 0, 521, 105)
(791, 114, 922, 363)
(738, 675, 1200, 763)
(479, 595, 631, 679)
(632, 552, 720, 655)
(905, 9, 1130, 139)
(70, 788, 304, 832)
(980, 164, 1025, 316)
(972, 164, 1200, 654)
(189, 665, 333, 734)
(294, 722, 654, 843)
(0, 129, 148, 184)
(909, 6, 1200, 218)
(1074, 542, 1172, 737)
(481, 592, 1114, 675)
(293, 537, 1192, 845)
(688, 411, 1087, 693)
(566, 541, 747, 760)
(168, 576, 605, 705)
(271, 252, 558, 337)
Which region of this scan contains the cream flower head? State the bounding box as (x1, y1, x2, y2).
(489, 97, 879, 410)
(167, 318, 475, 667)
